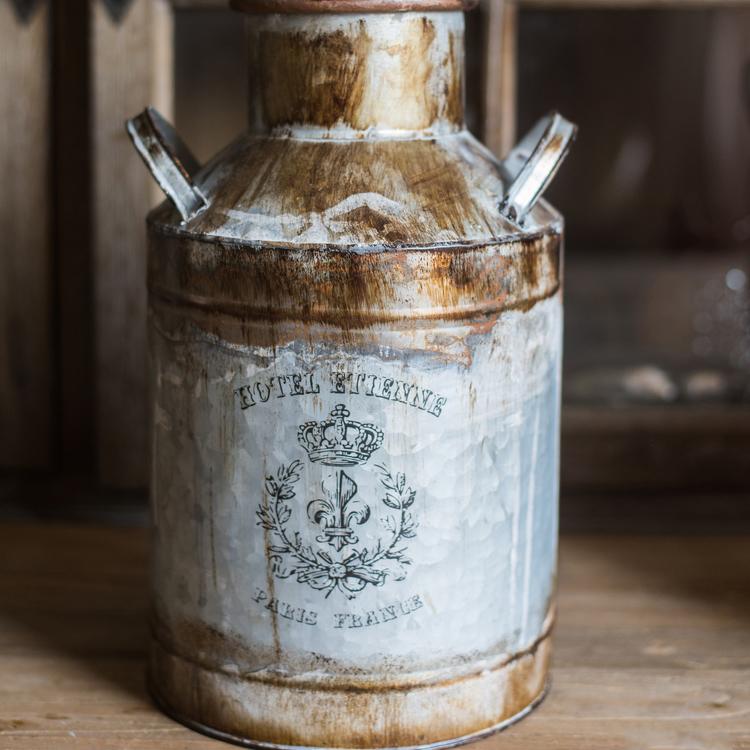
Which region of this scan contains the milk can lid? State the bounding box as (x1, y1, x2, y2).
(230, 0, 477, 12)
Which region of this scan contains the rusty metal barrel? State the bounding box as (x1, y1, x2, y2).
(127, 1, 575, 746)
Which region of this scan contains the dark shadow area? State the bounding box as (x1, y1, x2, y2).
(0, 521, 151, 705)
(561, 490, 750, 534)
(0, 474, 148, 526)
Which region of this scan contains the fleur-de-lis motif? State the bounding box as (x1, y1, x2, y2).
(307, 471, 371, 550)
(256, 409, 417, 599)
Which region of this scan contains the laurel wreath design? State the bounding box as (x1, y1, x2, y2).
(256, 460, 417, 599)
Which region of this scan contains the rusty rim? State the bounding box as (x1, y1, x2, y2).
(230, 0, 478, 14)
(149, 678, 550, 750)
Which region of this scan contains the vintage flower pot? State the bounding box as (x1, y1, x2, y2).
(127, 1, 575, 747)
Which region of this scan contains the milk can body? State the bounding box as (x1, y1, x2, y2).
(128, 5, 574, 747)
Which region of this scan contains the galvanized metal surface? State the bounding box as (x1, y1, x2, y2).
(128, 6, 573, 748)
(231, 0, 479, 15)
(128, 107, 208, 223)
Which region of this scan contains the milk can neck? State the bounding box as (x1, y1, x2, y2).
(246, 11, 465, 139)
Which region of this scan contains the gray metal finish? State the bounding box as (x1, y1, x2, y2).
(127, 5, 574, 747)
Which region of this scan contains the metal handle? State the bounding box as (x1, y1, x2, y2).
(126, 107, 208, 224)
(499, 112, 577, 225)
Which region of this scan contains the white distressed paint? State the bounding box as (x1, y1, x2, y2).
(134, 7, 572, 744)
(248, 12, 465, 139)
(521, 403, 541, 643)
(188, 131, 562, 249)
(150, 293, 562, 682)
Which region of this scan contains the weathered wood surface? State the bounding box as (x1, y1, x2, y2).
(563, 404, 750, 493)
(0, 1, 52, 470)
(56, 0, 96, 475)
(0, 525, 747, 748)
(480, 0, 517, 158)
(91, 0, 173, 487)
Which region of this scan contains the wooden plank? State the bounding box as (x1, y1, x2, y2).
(561, 490, 750, 533)
(91, 0, 174, 487)
(562, 404, 750, 493)
(0, 526, 748, 748)
(55, 0, 96, 475)
(480, 0, 517, 159)
(0, 1, 53, 470)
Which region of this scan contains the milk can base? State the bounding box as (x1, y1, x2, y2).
(148, 632, 551, 750)
(151, 681, 548, 750)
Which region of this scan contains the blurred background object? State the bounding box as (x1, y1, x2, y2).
(1, 0, 749, 529)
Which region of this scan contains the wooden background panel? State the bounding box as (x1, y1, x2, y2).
(480, 0, 517, 158)
(91, 0, 173, 487)
(0, 0, 53, 470)
(56, 0, 95, 475)
(562, 404, 750, 494)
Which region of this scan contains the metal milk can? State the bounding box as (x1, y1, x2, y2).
(127, 0, 575, 746)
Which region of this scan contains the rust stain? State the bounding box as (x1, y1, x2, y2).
(257, 25, 372, 130)
(148, 229, 560, 341)
(443, 30, 464, 125)
(502, 643, 550, 724)
(177, 135, 502, 245)
(545, 133, 564, 158)
(233, 0, 479, 12)
(251, 16, 461, 133)
(151, 609, 553, 694)
(334, 205, 414, 245)
(150, 614, 264, 671)
(513, 238, 560, 313)
(149, 627, 551, 748)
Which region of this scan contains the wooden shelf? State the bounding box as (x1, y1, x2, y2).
(562, 404, 750, 493)
(0, 523, 748, 748)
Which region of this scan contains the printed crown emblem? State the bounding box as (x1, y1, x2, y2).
(297, 405, 383, 466)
